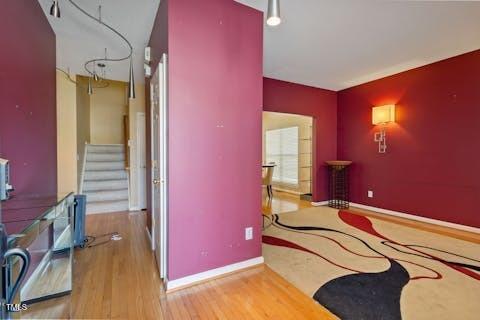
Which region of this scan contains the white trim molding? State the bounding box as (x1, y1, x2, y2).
(271, 186, 302, 195)
(79, 142, 88, 194)
(349, 202, 480, 234)
(165, 256, 264, 292)
(145, 226, 152, 247)
(311, 201, 328, 206)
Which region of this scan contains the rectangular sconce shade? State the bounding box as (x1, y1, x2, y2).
(372, 105, 395, 125)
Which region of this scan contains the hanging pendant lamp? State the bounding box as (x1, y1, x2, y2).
(128, 57, 135, 99)
(87, 77, 93, 95)
(50, 0, 61, 18)
(267, 0, 281, 26)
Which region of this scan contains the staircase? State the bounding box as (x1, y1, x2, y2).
(81, 144, 129, 214)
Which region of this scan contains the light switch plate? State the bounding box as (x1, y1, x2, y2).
(368, 190, 374, 198)
(245, 227, 253, 240)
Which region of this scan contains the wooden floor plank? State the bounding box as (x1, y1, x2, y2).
(21, 210, 334, 319)
(20, 190, 477, 319)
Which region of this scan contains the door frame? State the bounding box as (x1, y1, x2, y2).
(136, 112, 147, 210)
(150, 54, 168, 280)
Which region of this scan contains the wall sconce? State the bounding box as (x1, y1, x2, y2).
(372, 105, 395, 153)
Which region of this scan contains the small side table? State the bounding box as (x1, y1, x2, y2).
(325, 161, 352, 209)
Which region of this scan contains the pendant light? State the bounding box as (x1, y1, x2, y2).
(267, 0, 281, 26)
(87, 77, 93, 95)
(93, 63, 99, 81)
(50, 0, 61, 18)
(128, 57, 135, 99)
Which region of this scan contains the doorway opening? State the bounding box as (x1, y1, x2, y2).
(56, 71, 148, 215)
(262, 111, 314, 215)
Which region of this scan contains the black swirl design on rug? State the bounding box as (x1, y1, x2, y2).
(313, 259, 409, 320)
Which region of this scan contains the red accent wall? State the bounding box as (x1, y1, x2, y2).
(148, 0, 263, 280)
(338, 50, 480, 228)
(0, 1, 57, 197)
(263, 78, 337, 202)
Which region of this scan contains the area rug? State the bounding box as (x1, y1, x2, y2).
(262, 206, 480, 320)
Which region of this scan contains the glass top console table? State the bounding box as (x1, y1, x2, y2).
(2, 192, 74, 306)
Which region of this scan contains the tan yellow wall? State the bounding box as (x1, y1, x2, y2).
(76, 76, 91, 189)
(89, 80, 127, 144)
(128, 84, 146, 209)
(57, 70, 78, 194)
(262, 111, 313, 194)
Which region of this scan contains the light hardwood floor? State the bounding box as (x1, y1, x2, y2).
(21, 211, 335, 320)
(262, 189, 480, 243)
(262, 190, 311, 216)
(21, 192, 478, 319)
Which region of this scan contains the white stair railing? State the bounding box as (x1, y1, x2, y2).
(79, 142, 88, 194)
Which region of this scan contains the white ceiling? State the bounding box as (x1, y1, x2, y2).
(38, 0, 480, 90)
(38, 0, 161, 84)
(237, 0, 480, 90)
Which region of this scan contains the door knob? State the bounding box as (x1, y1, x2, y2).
(153, 179, 160, 185)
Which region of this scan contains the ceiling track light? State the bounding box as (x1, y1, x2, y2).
(54, 0, 136, 98)
(50, 0, 60, 18)
(56, 68, 110, 90)
(267, 0, 281, 26)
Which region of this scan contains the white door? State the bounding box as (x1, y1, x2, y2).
(136, 113, 147, 209)
(150, 55, 168, 279)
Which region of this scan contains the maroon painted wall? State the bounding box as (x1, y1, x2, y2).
(338, 50, 480, 228)
(148, 0, 263, 281)
(166, 0, 263, 280)
(263, 78, 337, 202)
(0, 1, 57, 197)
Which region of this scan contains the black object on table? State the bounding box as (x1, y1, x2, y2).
(326, 161, 352, 209)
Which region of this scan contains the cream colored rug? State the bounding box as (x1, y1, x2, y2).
(262, 206, 480, 320)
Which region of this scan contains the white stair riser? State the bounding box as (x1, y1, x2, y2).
(87, 200, 129, 214)
(85, 161, 124, 171)
(85, 190, 129, 202)
(87, 145, 124, 154)
(83, 180, 127, 192)
(82, 144, 130, 215)
(84, 170, 127, 181)
(87, 153, 124, 162)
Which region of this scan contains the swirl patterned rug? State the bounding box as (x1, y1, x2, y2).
(262, 206, 480, 320)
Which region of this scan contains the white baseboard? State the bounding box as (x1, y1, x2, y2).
(272, 187, 302, 195)
(129, 206, 141, 211)
(311, 201, 328, 206)
(145, 226, 152, 247)
(166, 256, 264, 292)
(349, 202, 480, 234)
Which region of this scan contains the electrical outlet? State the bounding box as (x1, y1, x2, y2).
(245, 227, 253, 240)
(368, 190, 374, 198)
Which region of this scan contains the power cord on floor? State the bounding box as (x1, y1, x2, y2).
(82, 232, 121, 248)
